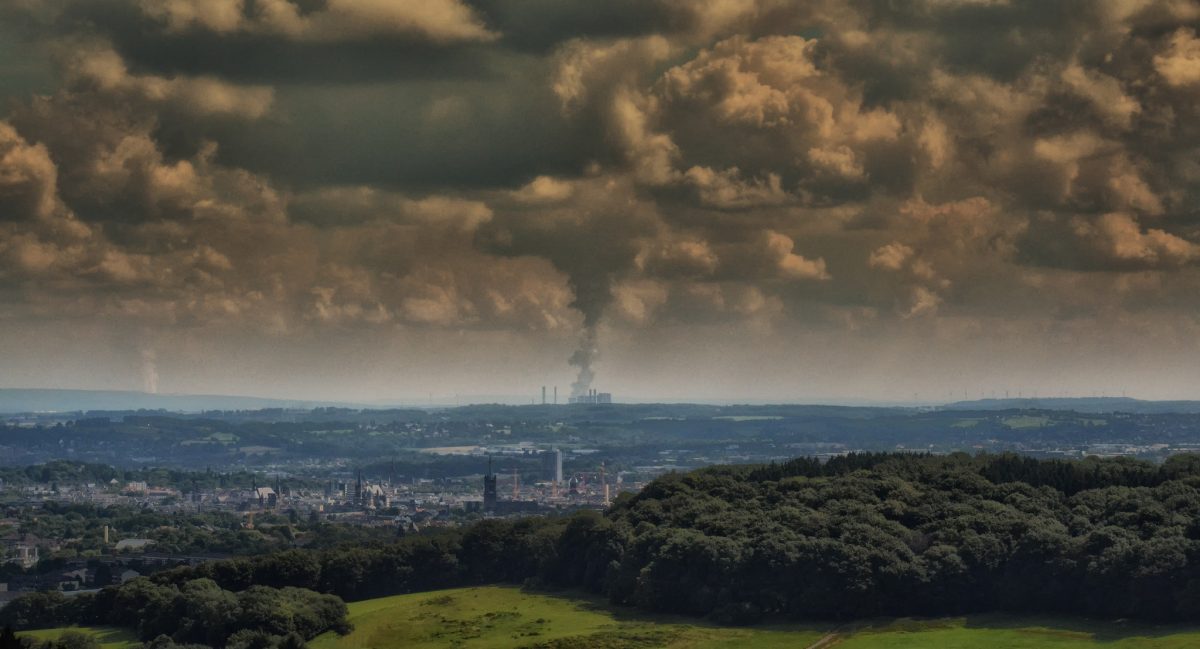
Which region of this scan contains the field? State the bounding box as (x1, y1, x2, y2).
(24, 588, 1200, 649)
(307, 586, 824, 649)
(309, 587, 1200, 649)
(19, 627, 139, 649)
(1002, 415, 1052, 429)
(837, 617, 1200, 648)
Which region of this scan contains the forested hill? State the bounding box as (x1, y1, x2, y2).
(0, 389, 352, 413)
(588, 452, 1200, 622)
(12, 452, 1200, 639)
(946, 396, 1200, 414)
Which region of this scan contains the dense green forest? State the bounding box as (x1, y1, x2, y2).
(1, 578, 348, 649)
(11, 452, 1200, 646)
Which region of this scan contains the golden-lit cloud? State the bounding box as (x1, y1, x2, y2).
(139, 0, 498, 44)
(2, 0, 1200, 399)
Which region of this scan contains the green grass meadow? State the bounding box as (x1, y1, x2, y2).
(835, 616, 1200, 648)
(310, 587, 1200, 649)
(19, 627, 139, 649)
(23, 587, 1200, 649)
(307, 586, 823, 649)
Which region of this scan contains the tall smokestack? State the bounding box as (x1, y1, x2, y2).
(554, 386, 557, 405)
(542, 386, 546, 405)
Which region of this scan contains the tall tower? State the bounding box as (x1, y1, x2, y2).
(355, 470, 363, 505)
(600, 462, 610, 507)
(483, 456, 497, 512)
(542, 386, 546, 405)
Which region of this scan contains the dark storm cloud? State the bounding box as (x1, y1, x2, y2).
(203, 73, 595, 191)
(3, 0, 504, 82)
(465, 0, 678, 53)
(6, 0, 1200, 399)
(9, 0, 675, 84)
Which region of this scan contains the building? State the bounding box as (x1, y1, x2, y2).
(360, 484, 389, 509)
(124, 481, 149, 494)
(483, 457, 497, 512)
(7, 545, 37, 569)
(492, 500, 541, 515)
(540, 449, 563, 484)
(346, 471, 390, 509)
(254, 487, 277, 509)
(568, 390, 612, 405)
(114, 538, 154, 552)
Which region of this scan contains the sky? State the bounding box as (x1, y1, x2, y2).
(2, 0, 1200, 404)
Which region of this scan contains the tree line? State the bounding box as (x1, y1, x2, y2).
(145, 452, 1200, 622)
(11, 452, 1200, 636)
(0, 577, 348, 649)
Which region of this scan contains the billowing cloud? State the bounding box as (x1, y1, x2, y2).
(61, 43, 274, 119)
(1155, 28, 1200, 87)
(1072, 212, 1200, 269)
(139, 0, 498, 44)
(763, 231, 830, 281)
(3, 0, 1200, 400)
(0, 122, 60, 221)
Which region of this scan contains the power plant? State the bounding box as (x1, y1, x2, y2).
(539, 385, 612, 405)
(569, 389, 612, 405)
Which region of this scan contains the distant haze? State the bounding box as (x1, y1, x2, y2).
(2, 2, 1200, 402)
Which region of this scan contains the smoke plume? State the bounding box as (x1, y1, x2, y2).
(141, 348, 159, 394)
(565, 255, 622, 398)
(568, 327, 598, 397)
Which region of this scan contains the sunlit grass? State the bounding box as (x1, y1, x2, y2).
(308, 585, 825, 649)
(20, 627, 139, 649)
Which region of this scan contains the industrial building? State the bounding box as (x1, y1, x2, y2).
(568, 389, 612, 405)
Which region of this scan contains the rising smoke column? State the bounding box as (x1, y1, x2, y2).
(565, 258, 618, 398)
(568, 327, 598, 398)
(141, 347, 159, 394)
(477, 190, 650, 398)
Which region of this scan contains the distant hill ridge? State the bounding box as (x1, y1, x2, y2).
(6, 388, 1200, 416)
(944, 396, 1200, 414)
(0, 388, 354, 414)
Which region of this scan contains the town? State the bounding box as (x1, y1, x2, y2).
(6, 397, 1200, 607)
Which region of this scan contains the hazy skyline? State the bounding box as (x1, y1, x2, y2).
(3, 1, 1200, 403)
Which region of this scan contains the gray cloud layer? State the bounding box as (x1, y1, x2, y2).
(3, 0, 1200, 401)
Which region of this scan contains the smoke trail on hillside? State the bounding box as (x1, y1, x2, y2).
(141, 347, 159, 394)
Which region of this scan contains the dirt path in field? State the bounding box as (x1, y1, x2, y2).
(805, 628, 843, 649)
